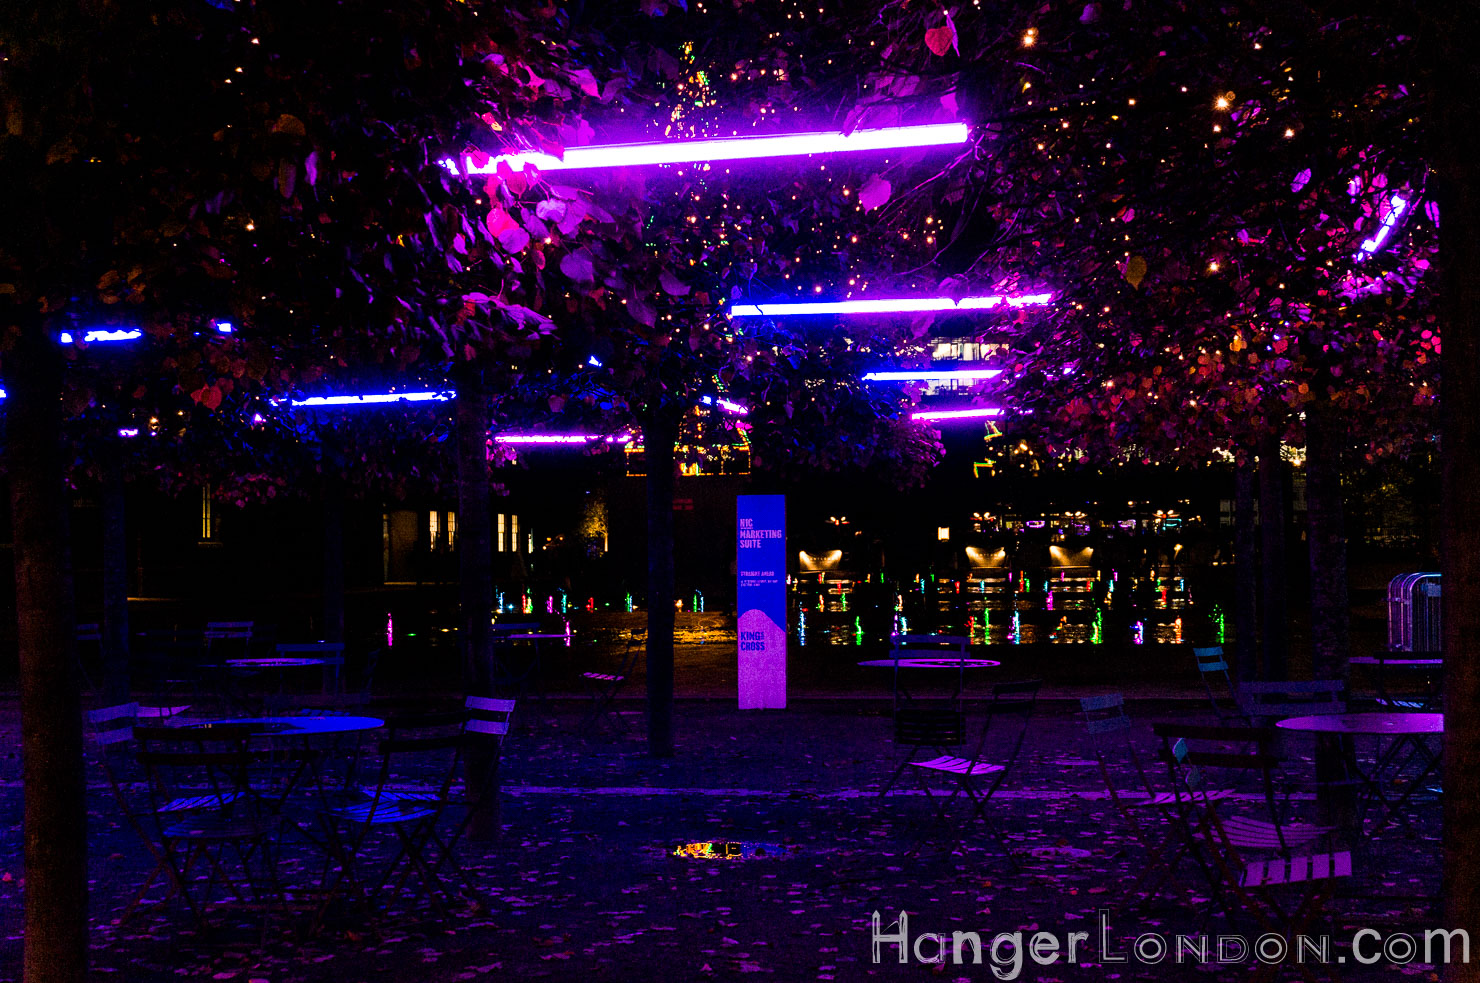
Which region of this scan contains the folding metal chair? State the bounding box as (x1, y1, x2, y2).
(1192, 646, 1249, 723)
(1078, 695, 1227, 909)
(581, 630, 644, 735)
(86, 703, 178, 923)
(904, 679, 1042, 863)
(317, 709, 469, 919)
(132, 724, 288, 931)
(1166, 736, 1355, 982)
(1154, 724, 1336, 857)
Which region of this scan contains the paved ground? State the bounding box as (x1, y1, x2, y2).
(0, 693, 1447, 983)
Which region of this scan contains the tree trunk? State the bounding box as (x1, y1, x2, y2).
(455, 371, 498, 839)
(1258, 434, 1288, 681)
(1233, 459, 1258, 682)
(101, 453, 130, 703)
(8, 331, 87, 983)
(643, 413, 677, 758)
(1436, 15, 1480, 976)
(320, 431, 346, 646)
(1304, 400, 1350, 679)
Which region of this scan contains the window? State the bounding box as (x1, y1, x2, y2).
(511, 514, 519, 552)
(445, 511, 457, 550)
(429, 511, 440, 547)
(497, 513, 506, 552)
(200, 484, 216, 541)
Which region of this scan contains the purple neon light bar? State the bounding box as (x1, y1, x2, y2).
(729, 294, 1052, 317)
(441, 123, 969, 177)
(1356, 195, 1410, 258)
(285, 391, 454, 407)
(911, 407, 1004, 422)
(59, 329, 143, 344)
(863, 368, 1002, 382)
(494, 433, 633, 445)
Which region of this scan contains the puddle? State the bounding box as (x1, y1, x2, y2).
(672, 841, 802, 860)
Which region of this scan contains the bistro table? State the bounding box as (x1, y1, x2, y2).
(175, 714, 382, 737)
(204, 658, 333, 714)
(496, 633, 571, 704)
(857, 656, 1001, 705)
(1276, 712, 1442, 831)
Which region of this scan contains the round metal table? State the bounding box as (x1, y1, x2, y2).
(176, 714, 383, 737)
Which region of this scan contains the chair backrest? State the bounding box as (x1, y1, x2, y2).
(1078, 693, 1161, 804)
(1079, 693, 1132, 737)
(359, 711, 467, 820)
(1193, 646, 1229, 673)
(205, 621, 254, 639)
(133, 724, 264, 822)
(890, 634, 969, 657)
(1237, 680, 1346, 722)
(465, 695, 516, 738)
(1151, 722, 1284, 823)
(85, 702, 141, 746)
(893, 706, 965, 747)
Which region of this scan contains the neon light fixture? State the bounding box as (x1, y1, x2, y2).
(59, 329, 143, 344)
(699, 395, 749, 415)
(285, 390, 454, 407)
(911, 407, 1004, 422)
(494, 433, 632, 445)
(729, 293, 1052, 317)
(1356, 195, 1410, 258)
(118, 428, 140, 438)
(863, 368, 1002, 382)
(441, 123, 970, 177)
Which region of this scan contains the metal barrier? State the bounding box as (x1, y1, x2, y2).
(1388, 573, 1441, 652)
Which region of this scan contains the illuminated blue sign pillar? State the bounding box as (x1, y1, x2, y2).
(737, 495, 787, 709)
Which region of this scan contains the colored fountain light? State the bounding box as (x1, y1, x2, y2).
(442, 123, 970, 177)
(911, 407, 1004, 422)
(729, 293, 1053, 317)
(59, 329, 143, 343)
(285, 390, 454, 407)
(863, 368, 1002, 382)
(1356, 195, 1410, 258)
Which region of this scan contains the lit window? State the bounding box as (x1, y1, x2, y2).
(429, 511, 440, 549)
(497, 514, 506, 552)
(200, 484, 215, 541)
(511, 515, 519, 552)
(446, 511, 457, 550)
(937, 526, 950, 542)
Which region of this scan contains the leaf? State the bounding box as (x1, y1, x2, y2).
(305, 150, 319, 187)
(628, 293, 656, 327)
(485, 207, 519, 237)
(497, 224, 531, 253)
(1291, 168, 1312, 193)
(560, 248, 596, 282)
(924, 23, 957, 57)
(859, 174, 892, 211)
(659, 271, 691, 296)
(272, 114, 306, 137)
(1124, 255, 1147, 289)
